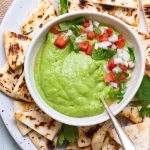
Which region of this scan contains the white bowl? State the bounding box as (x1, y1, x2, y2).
(25, 12, 145, 126)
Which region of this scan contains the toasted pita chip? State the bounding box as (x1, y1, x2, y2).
(3, 31, 31, 70)
(141, 0, 150, 34)
(78, 125, 100, 148)
(95, 4, 139, 26)
(91, 0, 138, 9)
(68, 0, 97, 12)
(16, 120, 32, 136)
(14, 101, 62, 141)
(66, 143, 92, 150)
(121, 107, 143, 123)
(0, 63, 23, 98)
(28, 131, 57, 150)
(109, 122, 150, 150)
(13, 72, 33, 102)
(101, 135, 122, 150)
(21, 0, 56, 38)
(91, 121, 112, 150)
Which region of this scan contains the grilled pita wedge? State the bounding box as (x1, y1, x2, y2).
(78, 125, 100, 148)
(121, 107, 143, 123)
(68, 0, 97, 12)
(91, 121, 112, 150)
(3, 31, 31, 70)
(21, 0, 56, 38)
(141, 0, 150, 34)
(0, 63, 23, 98)
(14, 101, 62, 141)
(16, 120, 32, 136)
(66, 143, 92, 150)
(109, 122, 150, 150)
(13, 72, 33, 102)
(101, 135, 122, 150)
(28, 131, 57, 150)
(91, 0, 138, 9)
(95, 4, 139, 26)
(68, 1, 139, 26)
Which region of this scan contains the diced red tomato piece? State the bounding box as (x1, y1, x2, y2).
(50, 25, 59, 34)
(107, 59, 117, 71)
(87, 31, 95, 40)
(118, 34, 124, 41)
(86, 44, 93, 55)
(120, 65, 128, 72)
(114, 40, 125, 48)
(105, 28, 113, 36)
(54, 33, 69, 48)
(98, 33, 108, 42)
(77, 41, 89, 51)
(104, 72, 116, 83)
(83, 22, 90, 28)
(119, 73, 126, 81)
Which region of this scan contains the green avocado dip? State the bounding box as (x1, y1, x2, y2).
(34, 17, 135, 117)
(35, 33, 115, 117)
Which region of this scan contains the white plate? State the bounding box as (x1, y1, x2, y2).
(0, 0, 147, 149)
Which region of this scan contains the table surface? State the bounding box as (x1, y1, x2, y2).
(0, 0, 21, 149)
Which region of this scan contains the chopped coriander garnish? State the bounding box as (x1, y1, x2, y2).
(128, 47, 135, 62)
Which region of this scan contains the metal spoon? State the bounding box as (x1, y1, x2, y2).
(101, 99, 136, 150)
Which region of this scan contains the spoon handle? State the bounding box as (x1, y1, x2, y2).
(101, 99, 136, 150)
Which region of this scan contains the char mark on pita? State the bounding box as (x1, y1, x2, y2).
(144, 4, 150, 19)
(101, 4, 114, 11)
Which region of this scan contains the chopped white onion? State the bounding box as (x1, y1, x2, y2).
(65, 30, 73, 37)
(103, 64, 109, 73)
(128, 61, 135, 68)
(110, 82, 118, 88)
(114, 58, 123, 64)
(122, 51, 130, 61)
(108, 35, 118, 42)
(117, 50, 123, 57)
(111, 44, 117, 50)
(85, 21, 93, 32)
(95, 41, 112, 49)
(93, 21, 99, 27)
(112, 66, 122, 73)
(75, 34, 86, 42)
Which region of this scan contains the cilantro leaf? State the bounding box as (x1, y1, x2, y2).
(57, 124, 78, 146)
(70, 34, 80, 53)
(136, 76, 150, 105)
(92, 48, 116, 60)
(128, 47, 135, 62)
(93, 24, 101, 34)
(60, 0, 68, 14)
(139, 107, 150, 117)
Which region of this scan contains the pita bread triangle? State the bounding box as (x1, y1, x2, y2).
(16, 120, 32, 136)
(68, 0, 139, 26)
(141, 0, 150, 34)
(91, 0, 138, 9)
(14, 101, 62, 141)
(21, 0, 57, 38)
(0, 63, 23, 98)
(101, 135, 122, 150)
(3, 31, 31, 70)
(13, 72, 33, 102)
(109, 122, 150, 150)
(28, 131, 58, 150)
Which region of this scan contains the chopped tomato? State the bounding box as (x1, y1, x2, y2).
(114, 40, 125, 48)
(87, 31, 95, 40)
(98, 33, 108, 42)
(86, 44, 93, 55)
(83, 22, 90, 28)
(77, 41, 89, 51)
(105, 28, 113, 36)
(50, 25, 59, 34)
(54, 33, 69, 48)
(118, 34, 124, 41)
(107, 59, 117, 71)
(119, 73, 126, 81)
(120, 65, 128, 72)
(104, 72, 116, 83)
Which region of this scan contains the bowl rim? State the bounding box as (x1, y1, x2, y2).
(25, 11, 145, 126)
